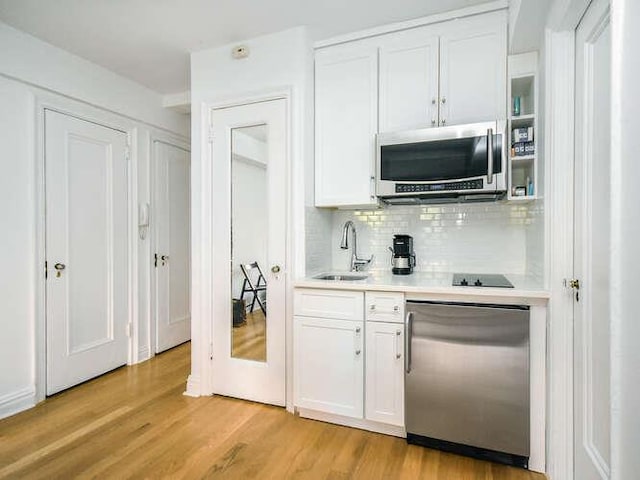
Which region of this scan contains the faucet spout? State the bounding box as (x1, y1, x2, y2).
(339, 220, 373, 272)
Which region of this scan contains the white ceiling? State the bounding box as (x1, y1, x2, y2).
(0, 0, 490, 95)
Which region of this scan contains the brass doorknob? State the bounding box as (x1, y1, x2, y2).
(271, 265, 281, 274)
(54, 263, 66, 270)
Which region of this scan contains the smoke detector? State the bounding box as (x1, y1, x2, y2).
(231, 45, 250, 59)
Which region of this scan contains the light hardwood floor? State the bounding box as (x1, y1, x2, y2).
(232, 310, 266, 361)
(0, 343, 545, 479)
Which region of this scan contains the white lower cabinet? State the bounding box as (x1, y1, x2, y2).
(294, 315, 364, 418)
(294, 288, 405, 432)
(365, 321, 405, 426)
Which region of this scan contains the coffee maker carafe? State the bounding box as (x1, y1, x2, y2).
(389, 234, 416, 275)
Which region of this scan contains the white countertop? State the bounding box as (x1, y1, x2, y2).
(294, 271, 549, 304)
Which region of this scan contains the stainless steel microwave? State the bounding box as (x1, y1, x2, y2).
(376, 121, 507, 203)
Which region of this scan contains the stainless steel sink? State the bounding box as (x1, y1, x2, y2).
(313, 273, 368, 281)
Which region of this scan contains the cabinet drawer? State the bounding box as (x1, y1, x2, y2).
(294, 289, 364, 320)
(365, 292, 405, 323)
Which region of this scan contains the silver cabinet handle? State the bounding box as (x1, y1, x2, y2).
(405, 312, 413, 373)
(370, 175, 375, 200)
(393, 305, 399, 312)
(487, 127, 494, 185)
(441, 118, 446, 125)
(356, 349, 361, 355)
(355, 327, 361, 333)
(396, 330, 402, 359)
(431, 119, 436, 126)
(431, 98, 436, 105)
(370, 304, 376, 311)
(441, 97, 446, 104)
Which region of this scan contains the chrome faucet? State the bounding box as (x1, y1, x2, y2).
(340, 220, 373, 272)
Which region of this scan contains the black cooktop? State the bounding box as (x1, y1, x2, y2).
(452, 273, 514, 288)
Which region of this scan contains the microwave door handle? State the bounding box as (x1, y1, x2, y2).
(487, 128, 494, 185)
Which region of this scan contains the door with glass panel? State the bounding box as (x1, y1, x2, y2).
(210, 99, 287, 406)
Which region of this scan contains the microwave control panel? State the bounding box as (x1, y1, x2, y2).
(395, 179, 484, 193)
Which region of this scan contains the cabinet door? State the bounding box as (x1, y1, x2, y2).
(365, 321, 404, 426)
(438, 11, 507, 126)
(379, 30, 439, 132)
(315, 43, 378, 207)
(294, 316, 364, 418)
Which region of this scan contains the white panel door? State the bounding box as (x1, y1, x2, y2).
(365, 321, 404, 426)
(379, 29, 439, 132)
(294, 316, 364, 418)
(574, 0, 611, 478)
(439, 12, 507, 126)
(315, 43, 378, 207)
(153, 141, 190, 353)
(45, 110, 129, 395)
(210, 99, 287, 406)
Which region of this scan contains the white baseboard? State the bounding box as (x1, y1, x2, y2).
(297, 407, 406, 438)
(0, 386, 36, 420)
(138, 345, 151, 363)
(183, 374, 200, 397)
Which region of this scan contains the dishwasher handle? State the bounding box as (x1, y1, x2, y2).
(405, 311, 413, 373)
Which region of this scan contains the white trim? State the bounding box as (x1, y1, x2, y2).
(138, 345, 151, 363)
(297, 408, 406, 438)
(184, 374, 201, 397)
(0, 387, 36, 420)
(544, 28, 576, 480)
(314, 0, 508, 49)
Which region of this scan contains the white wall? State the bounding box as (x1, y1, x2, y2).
(0, 79, 36, 417)
(189, 27, 313, 399)
(0, 23, 189, 419)
(611, 0, 640, 477)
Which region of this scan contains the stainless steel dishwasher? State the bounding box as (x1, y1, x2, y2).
(405, 300, 530, 468)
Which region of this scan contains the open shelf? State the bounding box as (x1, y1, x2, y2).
(508, 52, 539, 202)
(511, 155, 535, 162)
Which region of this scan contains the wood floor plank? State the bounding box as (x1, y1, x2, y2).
(0, 343, 546, 480)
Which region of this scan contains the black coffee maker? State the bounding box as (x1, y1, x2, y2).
(389, 234, 416, 275)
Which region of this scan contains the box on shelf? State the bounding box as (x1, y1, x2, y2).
(511, 141, 535, 157)
(513, 127, 534, 142)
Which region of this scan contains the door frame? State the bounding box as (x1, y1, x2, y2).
(189, 88, 295, 411)
(34, 94, 139, 403)
(149, 135, 191, 357)
(544, 1, 606, 478)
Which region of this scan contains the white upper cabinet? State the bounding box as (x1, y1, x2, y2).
(314, 9, 507, 207)
(438, 12, 507, 125)
(379, 29, 440, 132)
(315, 43, 378, 208)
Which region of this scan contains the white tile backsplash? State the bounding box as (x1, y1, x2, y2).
(329, 201, 545, 277)
(305, 206, 333, 275)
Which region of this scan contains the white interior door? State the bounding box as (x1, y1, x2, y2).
(574, 0, 611, 478)
(210, 99, 287, 406)
(45, 110, 129, 395)
(153, 141, 191, 353)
